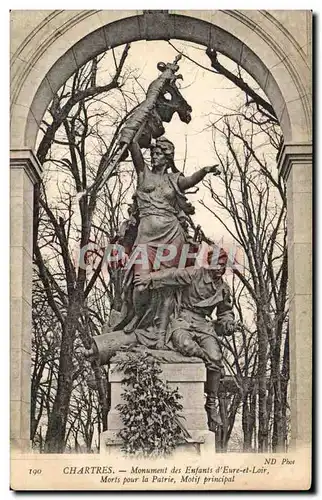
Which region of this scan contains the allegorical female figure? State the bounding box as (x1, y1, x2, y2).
(129, 136, 220, 268)
(113, 134, 220, 346)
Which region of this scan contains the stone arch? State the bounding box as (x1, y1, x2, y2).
(11, 10, 311, 150)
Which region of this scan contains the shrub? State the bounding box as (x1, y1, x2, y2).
(115, 352, 184, 457)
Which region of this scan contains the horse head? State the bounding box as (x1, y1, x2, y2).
(156, 74, 192, 125)
(119, 55, 193, 150)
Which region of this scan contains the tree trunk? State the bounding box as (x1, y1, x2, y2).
(257, 316, 269, 452)
(220, 396, 229, 452)
(271, 344, 284, 452)
(44, 345, 73, 451)
(281, 326, 290, 449)
(242, 391, 256, 452)
(227, 393, 242, 445)
(92, 362, 109, 432)
(44, 307, 78, 452)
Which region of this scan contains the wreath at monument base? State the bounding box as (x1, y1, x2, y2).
(114, 351, 184, 457)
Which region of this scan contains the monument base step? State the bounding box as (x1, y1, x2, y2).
(100, 429, 216, 457)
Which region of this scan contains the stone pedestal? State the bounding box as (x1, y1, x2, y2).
(100, 353, 216, 455)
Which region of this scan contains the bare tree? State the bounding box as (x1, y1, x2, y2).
(201, 104, 288, 452)
(32, 45, 139, 452)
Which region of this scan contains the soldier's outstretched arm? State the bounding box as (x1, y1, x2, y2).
(134, 266, 199, 290)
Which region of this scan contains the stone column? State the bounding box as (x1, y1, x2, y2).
(278, 142, 312, 451)
(10, 149, 42, 452)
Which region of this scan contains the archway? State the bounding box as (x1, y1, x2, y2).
(10, 10, 312, 452)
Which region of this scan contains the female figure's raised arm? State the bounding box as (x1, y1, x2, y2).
(178, 165, 221, 191)
(129, 141, 145, 175)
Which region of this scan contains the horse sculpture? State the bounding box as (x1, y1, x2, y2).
(118, 54, 192, 151)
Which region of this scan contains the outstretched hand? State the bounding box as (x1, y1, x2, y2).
(204, 164, 221, 176)
(225, 320, 243, 335)
(225, 321, 236, 335)
(133, 273, 151, 291)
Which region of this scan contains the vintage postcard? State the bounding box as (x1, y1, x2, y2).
(10, 9, 312, 491)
